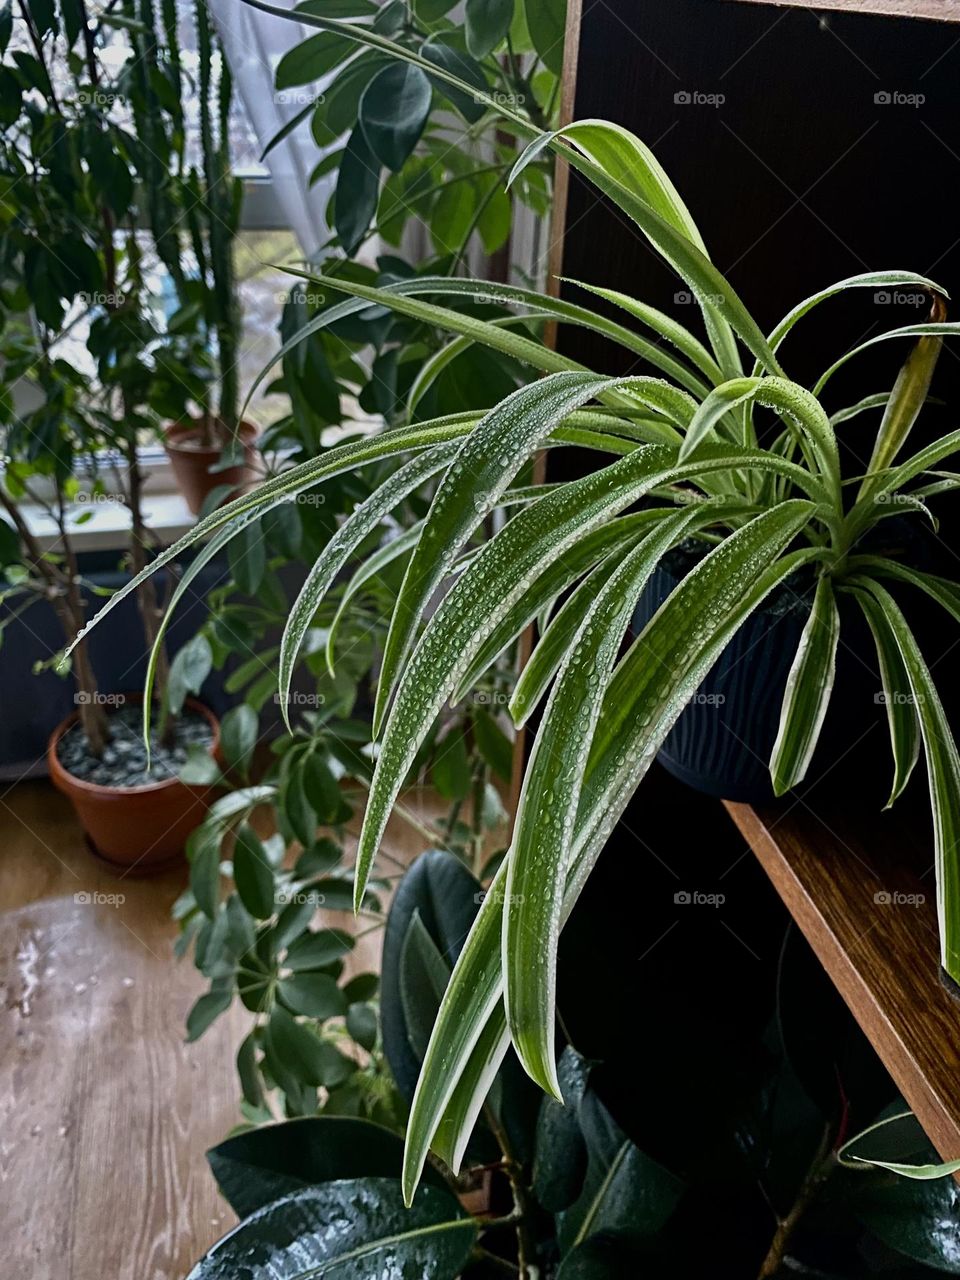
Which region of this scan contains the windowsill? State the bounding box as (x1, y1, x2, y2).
(16, 485, 195, 555)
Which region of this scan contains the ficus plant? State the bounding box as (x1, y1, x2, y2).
(70, 2, 960, 1216)
(187, 845, 960, 1276)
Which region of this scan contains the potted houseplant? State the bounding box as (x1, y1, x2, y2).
(74, 3, 960, 1200)
(161, 0, 257, 515)
(0, 0, 220, 869)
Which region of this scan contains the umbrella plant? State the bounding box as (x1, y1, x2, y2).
(70, 5, 960, 1209)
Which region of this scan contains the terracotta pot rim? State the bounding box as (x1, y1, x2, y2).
(47, 694, 220, 797)
(164, 419, 258, 453)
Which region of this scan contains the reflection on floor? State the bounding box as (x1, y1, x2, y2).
(0, 779, 433, 1280)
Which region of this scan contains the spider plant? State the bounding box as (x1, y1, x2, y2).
(68, 5, 960, 1210)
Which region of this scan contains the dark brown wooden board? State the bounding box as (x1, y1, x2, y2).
(725, 799, 960, 1163)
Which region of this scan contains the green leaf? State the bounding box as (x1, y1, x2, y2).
(300, 756, 342, 823)
(533, 1047, 591, 1212)
(207, 1116, 421, 1217)
(359, 62, 432, 172)
(381, 850, 481, 1099)
(524, 0, 565, 73)
(335, 124, 381, 255)
(285, 927, 354, 970)
(228, 522, 267, 596)
(187, 1178, 475, 1279)
(504, 509, 702, 1093)
(769, 575, 840, 796)
(567, 277, 723, 385)
(466, 0, 512, 58)
(168, 634, 213, 716)
(814, 321, 960, 398)
(275, 30, 354, 89)
(186, 983, 232, 1042)
(279, 444, 455, 728)
(285, 759, 318, 848)
(180, 745, 221, 786)
(394, 275, 711, 400)
(472, 710, 514, 781)
(278, 971, 347, 1019)
(855, 583, 960, 980)
(220, 704, 259, 775)
(189, 826, 222, 919)
(850, 586, 920, 806)
(346, 1002, 378, 1051)
(401, 516, 818, 1202)
(371, 371, 692, 746)
(399, 912, 452, 1062)
(432, 727, 470, 802)
(430, 180, 478, 254)
(840, 1109, 960, 1179)
(557, 1091, 684, 1252)
(421, 37, 488, 123)
(266, 1007, 349, 1088)
(233, 825, 276, 920)
(237, 1032, 264, 1109)
(358, 443, 822, 918)
(859, 306, 945, 500)
(681, 375, 841, 504)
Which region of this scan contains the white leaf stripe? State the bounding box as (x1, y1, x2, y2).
(769, 575, 841, 796)
(401, 526, 818, 1202)
(852, 587, 920, 807)
(277, 444, 458, 728)
(504, 509, 704, 1094)
(856, 582, 960, 979)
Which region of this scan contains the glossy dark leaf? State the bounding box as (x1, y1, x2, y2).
(473, 709, 514, 780)
(228, 522, 267, 596)
(557, 1091, 684, 1253)
(359, 62, 431, 172)
(380, 850, 481, 1099)
(207, 1116, 440, 1218)
(275, 30, 354, 89)
(334, 124, 381, 256)
(168, 633, 212, 716)
(188, 1177, 475, 1279)
(300, 754, 341, 823)
(421, 37, 487, 123)
(465, 0, 512, 58)
(534, 1047, 592, 1212)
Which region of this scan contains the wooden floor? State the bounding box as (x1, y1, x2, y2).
(0, 779, 429, 1280)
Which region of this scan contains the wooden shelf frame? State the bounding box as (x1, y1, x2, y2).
(725, 802, 960, 1164)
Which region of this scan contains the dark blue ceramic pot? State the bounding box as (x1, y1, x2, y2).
(632, 547, 885, 805)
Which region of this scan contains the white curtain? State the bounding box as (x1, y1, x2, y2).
(208, 0, 332, 256)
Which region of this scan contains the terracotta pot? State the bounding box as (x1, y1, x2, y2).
(48, 695, 220, 874)
(164, 419, 259, 515)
